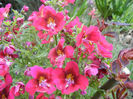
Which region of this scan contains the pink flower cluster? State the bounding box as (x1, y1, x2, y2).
(25, 3, 113, 97)
(25, 61, 88, 96)
(0, 3, 11, 26)
(0, 0, 114, 98)
(0, 45, 23, 99)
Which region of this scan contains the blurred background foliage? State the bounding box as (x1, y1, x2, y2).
(95, 0, 133, 20)
(0, 0, 42, 18)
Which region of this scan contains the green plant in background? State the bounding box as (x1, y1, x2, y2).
(112, 4, 133, 25)
(95, 0, 133, 20)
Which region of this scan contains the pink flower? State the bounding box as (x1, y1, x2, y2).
(88, 8, 96, 18)
(4, 45, 16, 55)
(24, 67, 32, 77)
(25, 66, 56, 95)
(26, 42, 32, 47)
(76, 25, 113, 58)
(66, 0, 75, 4)
(10, 82, 25, 97)
(2, 45, 18, 59)
(0, 73, 12, 91)
(85, 53, 102, 77)
(0, 58, 12, 76)
(76, 26, 96, 54)
(40, 0, 47, 4)
(9, 82, 25, 98)
(28, 11, 39, 22)
(80, 90, 87, 95)
(32, 5, 65, 32)
(48, 38, 74, 68)
(0, 3, 11, 26)
(62, 0, 75, 6)
(96, 36, 113, 58)
(65, 17, 82, 35)
(2, 31, 14, 42)
(53, 61, 89, 94)
(23, 5, 29, 12)
(16, 18, 24, 26)
(84, 64, 99, 77)
(38, 31, 54, 44)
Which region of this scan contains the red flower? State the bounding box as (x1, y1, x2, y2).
(48, 38, 74, 68)
(53, 61, 89, 94)
(32, 5, 65, 32)
(25, 66, 56, 95)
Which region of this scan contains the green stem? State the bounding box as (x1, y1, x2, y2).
(55, 35, 57, 45)
(87, 16, 92, 27)
(91, 78, 119, 99)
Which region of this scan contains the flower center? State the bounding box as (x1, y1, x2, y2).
(57, 49, 63, 55)
(39, 76, 45, 84)
(47, 17, 56, 29)
(65, 74, 74, 88)
(84, 35, 87, 38)
(47, 17, 55, 24)
(38, 76, 50, 88)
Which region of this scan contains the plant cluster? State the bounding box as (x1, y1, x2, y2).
(0, 0, 133, 99)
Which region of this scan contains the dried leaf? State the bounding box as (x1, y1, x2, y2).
(121, 92, 128, 99)
(116, 88, 120, 99)
(124, 49, 133, 60)
(104, 32, 118, 38)
(118, 87, 126, 99)
(112, 90, 116, 99)
(111, 60, 122, 74)
(118, 49, 130, 67)
(97, 19, 108, 32)
(118, 73, 130, 80)
(124, 81, 133, 90)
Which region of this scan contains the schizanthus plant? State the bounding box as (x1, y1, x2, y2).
(0, 0, 133, 99)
